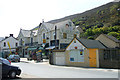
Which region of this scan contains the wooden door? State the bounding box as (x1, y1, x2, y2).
(89, 49, 97, 67)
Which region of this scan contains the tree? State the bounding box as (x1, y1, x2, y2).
(107, 32, 119, 38)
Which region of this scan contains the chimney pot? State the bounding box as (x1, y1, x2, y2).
(5, 36, 8, 39)
(10, 34, 13, 37)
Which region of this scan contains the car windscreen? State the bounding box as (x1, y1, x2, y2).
(9, 55, 14, 58)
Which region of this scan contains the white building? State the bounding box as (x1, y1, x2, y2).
(37, 19, 80, 49)
(0, 34, 19, 57)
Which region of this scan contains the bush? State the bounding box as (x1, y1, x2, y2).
(87, 36, 94, 40)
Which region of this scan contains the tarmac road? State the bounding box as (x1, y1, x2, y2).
(11, 60, 118, 78)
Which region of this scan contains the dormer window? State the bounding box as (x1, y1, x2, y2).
(74, 34, 77, 38)
(66, 24, 69, 28)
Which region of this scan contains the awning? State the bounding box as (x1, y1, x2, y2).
(27, 47, 37, 51)
(45, 46, 55, 50)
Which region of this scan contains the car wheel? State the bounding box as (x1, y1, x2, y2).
(27, 58, 29, 61)
(9, 71, 16, 78)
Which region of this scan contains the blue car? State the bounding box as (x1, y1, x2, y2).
(7, 55, 20, 62)
(0, 59, 21, 78)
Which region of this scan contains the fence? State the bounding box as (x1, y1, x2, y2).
(103, 48, 120, 61)
(99, 48, 120, 69)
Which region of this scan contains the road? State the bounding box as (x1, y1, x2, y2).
(11, 60, 118, 78)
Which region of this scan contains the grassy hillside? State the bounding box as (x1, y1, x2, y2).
(48, 2, 120, 40)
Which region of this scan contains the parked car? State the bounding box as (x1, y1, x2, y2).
(0, 59, 21, 78)
(7, 55, 20, 62)
(0, 57, 11, 65)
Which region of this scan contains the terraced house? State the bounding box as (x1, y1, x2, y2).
(17, 28, 38, 57)
(17, 19, 80, 57)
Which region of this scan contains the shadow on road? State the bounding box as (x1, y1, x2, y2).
(2, 77, 22, 80)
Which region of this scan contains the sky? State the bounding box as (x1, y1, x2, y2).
(0, 0, 114, 37)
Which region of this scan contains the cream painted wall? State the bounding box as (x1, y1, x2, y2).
(66, 38, 85, 50)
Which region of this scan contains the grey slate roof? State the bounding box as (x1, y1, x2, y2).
(103, 34, 120, 43)
(77, 38, 106, 49)
(42, 19, 73, 31)
(0, 37, 4, 41)
(42, 23, 54, 30)
(21, 29, 31, 37)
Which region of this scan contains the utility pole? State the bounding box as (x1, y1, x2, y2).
(30, 30, 33, 46)
(55, 26, 57, 49)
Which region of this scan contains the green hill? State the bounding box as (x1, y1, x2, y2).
(48, 2, 120, 40)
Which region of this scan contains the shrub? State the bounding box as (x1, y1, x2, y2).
(87, 36, 94, 40)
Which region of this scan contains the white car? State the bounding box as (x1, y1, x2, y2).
(0, 57, 11, 65)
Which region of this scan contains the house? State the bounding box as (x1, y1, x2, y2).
(96, 34, 120, 48)
(17, 28, 39, 57)
(37, 19, 80, 58)
(37, 19, 80, 50)
(96, 34, 120, 68)
(52, 37, 106, 67)
(0, 34, 19, 57)
(65, 37, 106, 67)
(17, 19, 80, 57)
(0, 37, 4, 52)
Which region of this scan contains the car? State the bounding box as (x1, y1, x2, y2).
(7, 55, 20, 62)
(0, 57, 11, 65)
(0, 59, 21, 78)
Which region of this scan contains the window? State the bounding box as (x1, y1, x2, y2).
(43, 33, 45, 39)
(104, 50, 111, 60)
(4, 42, 6, 47)
(80, 50, 83, 55)
(70, 58, 74, 61)
(66, 24, 69, 28)
(69, 22, 72, 26)
(74, 34, 77, 38)
(63, 33, 67, 39)
(53, 32, 56, 39)
(16, 43, 18, 47)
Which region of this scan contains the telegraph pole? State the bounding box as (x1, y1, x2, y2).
(55, 26, 57, 49)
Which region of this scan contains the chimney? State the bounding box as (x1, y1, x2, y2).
(5, 36, 8, 39)
(10, 34, 13, 37)
(42, 19, 44, 23)
(39, 23, 42, 27)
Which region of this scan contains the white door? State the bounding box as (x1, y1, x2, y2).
(56, 52, 65, 65)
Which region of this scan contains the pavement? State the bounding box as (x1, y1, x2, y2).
(20, 58, 49, 64)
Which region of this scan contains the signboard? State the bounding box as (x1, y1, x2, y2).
(43, 39, 46, 43)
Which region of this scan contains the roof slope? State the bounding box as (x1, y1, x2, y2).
(77, 38, 106, 49)
(0, 37, 4, 41)
(42, 19, 73, 31)
(103, 34, 120, 43)
(21, 29, 31, 37)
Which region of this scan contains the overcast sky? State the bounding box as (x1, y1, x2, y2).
(0, 0, 114, 37)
